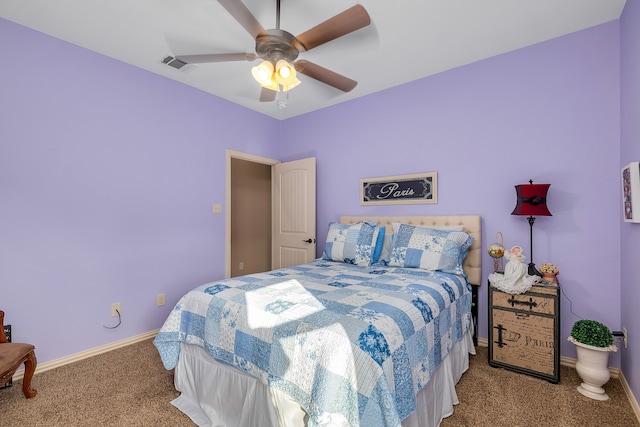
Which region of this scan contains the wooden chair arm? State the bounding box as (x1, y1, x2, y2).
(0, 311, 7, 344)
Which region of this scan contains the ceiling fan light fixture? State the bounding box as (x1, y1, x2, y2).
(251, 60, 274, 87)
(277, 62, 291, 78)
(274, 59, 301, 92)
(253, 59, 301, 92)
(279, 78, 301, 92)
(263, 79, 279, 92)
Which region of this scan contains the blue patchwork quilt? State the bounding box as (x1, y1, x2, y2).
(154, 260, 472, 427)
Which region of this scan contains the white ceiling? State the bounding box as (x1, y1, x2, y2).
(0, 0, 626, 120)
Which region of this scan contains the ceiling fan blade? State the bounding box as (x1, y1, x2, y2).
(175, 53, 257, 63)
(294, 5, 371, 52)
(218, 0, 266, 39)
(260, 88, 277, 102)
(295, 60, 357, 92)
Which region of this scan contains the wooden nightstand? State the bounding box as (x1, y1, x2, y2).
(488, 281, 560, 383)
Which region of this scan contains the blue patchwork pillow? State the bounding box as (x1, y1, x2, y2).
(322, 221, 380, 266)
(388, 224, 473, 274)
(378, 223, 464, 265)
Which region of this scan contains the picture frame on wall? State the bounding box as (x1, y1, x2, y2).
(622, 162, 640, 223)
(360, 172, 437, 206)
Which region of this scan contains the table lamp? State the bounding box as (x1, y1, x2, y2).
(511, 180, 552, 276)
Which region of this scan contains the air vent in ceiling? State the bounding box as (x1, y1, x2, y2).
(162, 56, 188, 70)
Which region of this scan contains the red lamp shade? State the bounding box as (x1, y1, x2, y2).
(511, 182, 552, 217)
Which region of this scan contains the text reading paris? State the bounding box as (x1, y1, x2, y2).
(376, 183, 416, 199)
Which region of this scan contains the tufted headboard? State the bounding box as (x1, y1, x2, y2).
(339, 215, 482, 285)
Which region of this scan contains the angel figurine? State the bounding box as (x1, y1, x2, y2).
(488, 245, 539, 294)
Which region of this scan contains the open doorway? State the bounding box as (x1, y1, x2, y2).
(230, 158, 272, 277)
(226, 151, 278, 278)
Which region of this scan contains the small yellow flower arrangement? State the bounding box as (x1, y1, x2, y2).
(539, 263, 559, 275)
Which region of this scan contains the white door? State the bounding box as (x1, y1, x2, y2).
(272, 157, 316, 269)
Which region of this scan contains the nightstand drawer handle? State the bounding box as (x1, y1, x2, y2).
(507, 296, 537, 309)
(494, 324, 507, 348)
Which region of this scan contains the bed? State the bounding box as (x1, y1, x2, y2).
(154, 215, 481, 427)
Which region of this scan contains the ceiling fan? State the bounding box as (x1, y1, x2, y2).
(174, 0, 371, 103)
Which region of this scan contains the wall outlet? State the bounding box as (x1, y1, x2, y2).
(111, 302, 121, 317)
(212, 203, 222, 214)
(157, 293, 166, 307)
(239, 262, 244, 271)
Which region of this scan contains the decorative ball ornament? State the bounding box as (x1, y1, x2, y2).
(488, 231, 505, 272)
(487, 243, 505, 259)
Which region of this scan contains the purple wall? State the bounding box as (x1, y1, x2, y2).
(0, 18, 280, 363)
(282, 21, 622, 367)
(2, 8, 637, 404)
(620, 0, 640, 397)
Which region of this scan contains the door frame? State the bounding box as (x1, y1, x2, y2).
(225, 150, 279, 278)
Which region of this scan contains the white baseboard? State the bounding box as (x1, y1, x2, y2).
(620, 370, 640, 423)
(11, 329, 159, 381)
(476, 337, 639, 424)
(559, 355, 621, 379)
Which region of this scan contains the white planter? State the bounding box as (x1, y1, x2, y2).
(568, 336, 617, 401)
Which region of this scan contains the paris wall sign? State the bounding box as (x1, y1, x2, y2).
(360, 172, 437, 206)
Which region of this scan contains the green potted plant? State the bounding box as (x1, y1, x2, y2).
(568, 319, 617, 401)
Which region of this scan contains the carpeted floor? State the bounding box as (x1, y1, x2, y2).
(1, 339, 638, 426)
(441, 347, 639, 427)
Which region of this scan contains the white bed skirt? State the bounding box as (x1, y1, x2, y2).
(171, 330, 475, 427)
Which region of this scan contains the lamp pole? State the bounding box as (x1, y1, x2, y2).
(527, 216, 541, 276)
